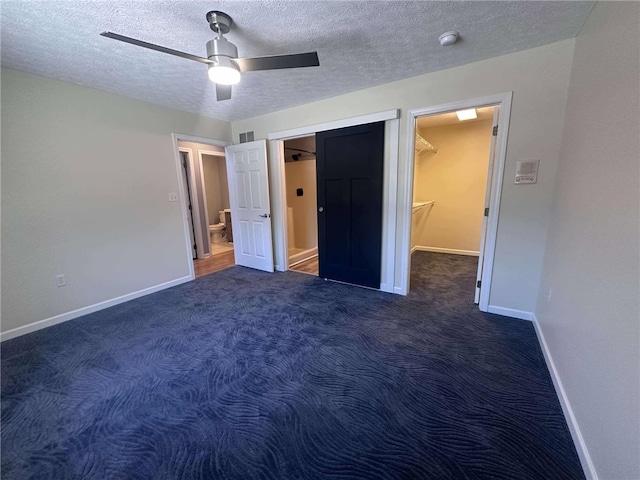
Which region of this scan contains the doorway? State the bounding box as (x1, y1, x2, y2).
(283, 135, 319, 276)
(268, 109, 399, 292)
(410, 106, 497, 302)
(276, 121, 387, 289)
(200, 151, 234, 258)
(174, 136, 235, 279)
(401, 93, 512, 308)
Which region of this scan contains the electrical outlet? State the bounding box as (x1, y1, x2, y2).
(55, 274, 67, 287)
(168, 192, 179, 202)
(546, 287, 552, 303)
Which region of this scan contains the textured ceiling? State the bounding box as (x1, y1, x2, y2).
(1, 1, 594, 122)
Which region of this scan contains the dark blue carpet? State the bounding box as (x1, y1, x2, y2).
(1, 252, 583, 479)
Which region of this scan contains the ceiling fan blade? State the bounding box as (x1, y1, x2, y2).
(234, 52, 319, 72)
(100, 32, 213, 65)
(216, 84, 232, 101)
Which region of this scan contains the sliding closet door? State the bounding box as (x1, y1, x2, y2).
(316, 122, 384, 288)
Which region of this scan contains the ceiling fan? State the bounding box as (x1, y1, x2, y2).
(100, 11, 320, 101)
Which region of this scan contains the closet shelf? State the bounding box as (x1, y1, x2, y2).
(412, 201, 435, 213)
(415, 134, 437, 156)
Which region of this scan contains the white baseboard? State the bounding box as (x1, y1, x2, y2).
(288, 247, 318, 266)
(533, 315, 597, 480)
(0, 275, 193, 342)
(412, 246, 479, 256)
(486, 305, 534, 321)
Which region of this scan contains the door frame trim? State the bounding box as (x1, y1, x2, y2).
(171, 133, 232, 281)
(267, 109, 399, 293)
(178, 147, 200, 260)
(267, 109, 399, 142)
(399, 92, 513, 310)
(179, 147, 209, 260)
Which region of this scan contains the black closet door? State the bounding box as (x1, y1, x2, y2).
(316, 121, 384, 288)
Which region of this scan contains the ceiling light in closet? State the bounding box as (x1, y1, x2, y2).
(456, 109, 477, 121)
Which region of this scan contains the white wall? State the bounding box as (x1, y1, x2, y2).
(535, 3, 640, 479)
(413, 119, 493, 253)
(1, 68, 232, 334)
(233, 39, 576, 313)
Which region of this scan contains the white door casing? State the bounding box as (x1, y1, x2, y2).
(225, 140, 275, 272)
(179, 150, 197, 260)
(180, 147, 210, 259)
(171, 133, 232, 280)
(266, 109, 400, 293)
(402, 92, 512, 307)
(475, 107, 500, 303)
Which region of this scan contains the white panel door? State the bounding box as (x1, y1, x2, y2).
(475, 107, 500, 303)
(225, 140, 274, 272)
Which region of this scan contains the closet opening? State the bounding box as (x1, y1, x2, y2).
(276, 119, 386, 290)
(283, 135, 319, 276)
(410, 105, 499, 303)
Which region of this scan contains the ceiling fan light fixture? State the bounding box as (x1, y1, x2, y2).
(101, 10, 319, 101)
(208, 61, 241, 85)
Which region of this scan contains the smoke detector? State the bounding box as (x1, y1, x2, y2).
(438, 31, 459, 46)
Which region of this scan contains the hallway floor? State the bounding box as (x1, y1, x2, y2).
(289, 255, 319, 276)
(194, 249, 235, 278)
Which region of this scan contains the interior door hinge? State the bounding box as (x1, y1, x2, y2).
(492, 125, 498, 136)
(484, 207, 489, 217)
(477, 280, 482, 288)
(193, 244, 197, 251)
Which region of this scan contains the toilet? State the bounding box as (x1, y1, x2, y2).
(208, 210, 227, 244)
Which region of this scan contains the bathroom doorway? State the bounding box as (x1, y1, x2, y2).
(200, 151, 233, 256)
(409, 105, 499, 303)
(177, 139, 235, 278)
(283, 135, 319, 276)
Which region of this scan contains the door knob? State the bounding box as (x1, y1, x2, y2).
(259, 213, 271, 218)
(318, 207, 324, 212)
